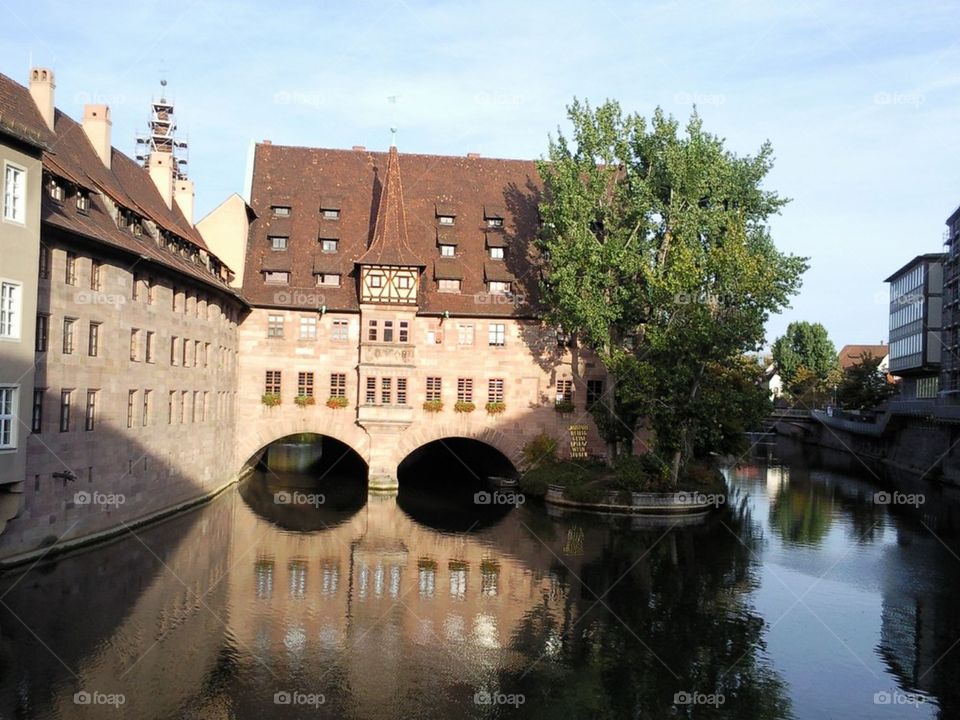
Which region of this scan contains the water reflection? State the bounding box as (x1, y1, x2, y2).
(2, 448, 960, 718)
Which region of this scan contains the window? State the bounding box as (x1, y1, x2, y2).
(368, 320, 378, 341)
(62, 318, 76, 354)
(330, 373, 346, 398)
(35, 314, 48, 352)
(298, 315, 317, 340)
(39, 245, 50, 279)
(65, 252, 77, 285)
(192, 391, 200, 423)
(321, 207, 340, 220)
(0, 387, 16, 448)
(3, 163, 25, 222)
(486, 217, 504, 228)
(397, 275, 413, 290)
(438, 279, 461, 292)
(320, 238, 338, 253)
(369, 275, 383, 288)
(397, 377, 407, 405)
(180, 391, 187, 423)
(59, 390, 72, 432)
(556, 379, 573, 403)
(399, 321, 409, 343)
(203, 342, 210, 367)
(77, 191, 89, 213)
(146, 332, 155, 363)
(182, 340, 189, 367)
(489, 247, 504, 260)
(269, 236, 288, 251)
(170, 336, 178, 365)
(488, 323, 505, 346)
(90, 260, 102, 290)
(172, 287, 180, 313)
(127, 390, 136, 428)
(87, 321, 100, 357)
(85, 390, 97, 431)
(437, 215, 455, 226)
(586, 380, 604, 408)
(268, 314, 284, 338)
(381, 377, 392, 404)
(168, 391, 175, 424)
(31, 389, 43, 433)
(146, 277, 154, 305)
(142, 390, 151, 426)
(0, 281, 21, 338)
(365, 377, 377, 404)
(383, 320, 394, 342)
(271, 205, 291, 217)
(488, 281, 511, 294)
(265, 370, 282, 396)
(457, 324, 474, 346)
(298, 372, 314, 398)
(48, 178, 64, 202)
(331, 319, 349, 341)
(264, 271, 289, 284)
(426, 377, 442, 403)
(318, 273, 341, 287)
(440, 244, 455, 257)
(131, 272, 140, 301)
(129, 329, 141, 361)
(457, 378, 473, 403)
(488, 378, 504, 403)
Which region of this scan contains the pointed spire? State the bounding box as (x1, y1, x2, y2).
(357, 146, 424, 266)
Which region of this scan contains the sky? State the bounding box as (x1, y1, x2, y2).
(2, 0, 959, 349)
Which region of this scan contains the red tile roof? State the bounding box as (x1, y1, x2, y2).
(0, 72, 236, 299)
(839, 344, 889, 369)
(245, 143, 544, 316)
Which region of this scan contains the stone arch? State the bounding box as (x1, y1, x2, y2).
(235, 412, 371, 474)
(391, 418, 524, 475)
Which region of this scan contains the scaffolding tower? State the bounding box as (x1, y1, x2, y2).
(136, 80, 189, 179)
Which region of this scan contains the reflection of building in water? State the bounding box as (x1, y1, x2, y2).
(765, 465, 789, 499)
(226, 491, 602, 716)
(0, 489, 236, 720)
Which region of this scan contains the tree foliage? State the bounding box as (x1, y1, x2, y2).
(771, 321, 838, 391)
(837, 352, 897, 410)
(537, 99, 807, 482)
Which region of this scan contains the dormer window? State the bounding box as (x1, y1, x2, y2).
(440, 244, 455, 257)
(317, 273, 341, 287)
(486, 217, 503, 228)
(489, 247, 504, 260)
(269, 236, 288, 251)
(369, 275, 383, 288)
(264, 271, 289, 285)
(130, 217, 143, 236)
(271, 205, 291, 217)
(320, 238, 338, 253)
(488, 281, 511, 294)
(438, 215, 455, 226)
(321, 204, 340, 220)
(48, 179, 63, 202)
(76, 191, 89, 213)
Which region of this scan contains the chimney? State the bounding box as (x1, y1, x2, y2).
(174, 178, 195, 225)
(28, 67, 55, 131)
(147, 151, 174, 209)
(82, 105, 112, 168)
(352, 145, 366, 151)
(467, 152, 481, 159)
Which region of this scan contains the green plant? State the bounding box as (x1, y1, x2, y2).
(454, 401, 476, 413)
(422, 400, 444, 412)
(485, 401, 506, 415)
(554, 399, 575, 414)
(261, 393, 281, 407)
(294, 394, 315, 408)
(522, 433, 558, 469)
(326, 395, 348, 409)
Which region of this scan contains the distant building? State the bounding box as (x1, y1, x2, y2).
(884, 254, 945, 400)
(838, 343, 890, 373)
(942, 206, 960, 400)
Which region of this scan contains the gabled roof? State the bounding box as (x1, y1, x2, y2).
(356, 145, 424, 267)
(839, 344, 889, 369)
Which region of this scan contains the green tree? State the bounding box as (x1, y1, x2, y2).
(771, 321, 838, 392)
(837, 352, 897, 410)
(537, 99, 806, 481)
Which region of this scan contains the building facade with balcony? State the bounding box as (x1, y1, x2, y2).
(942, 206, 960, 400)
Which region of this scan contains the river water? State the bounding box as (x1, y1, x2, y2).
(2, 439, 960, 719)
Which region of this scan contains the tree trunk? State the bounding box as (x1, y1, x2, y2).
(606, 367, 617, 468)
(670, 363, 707, 487)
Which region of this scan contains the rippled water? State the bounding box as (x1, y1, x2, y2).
(2, 441, 960, 719)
